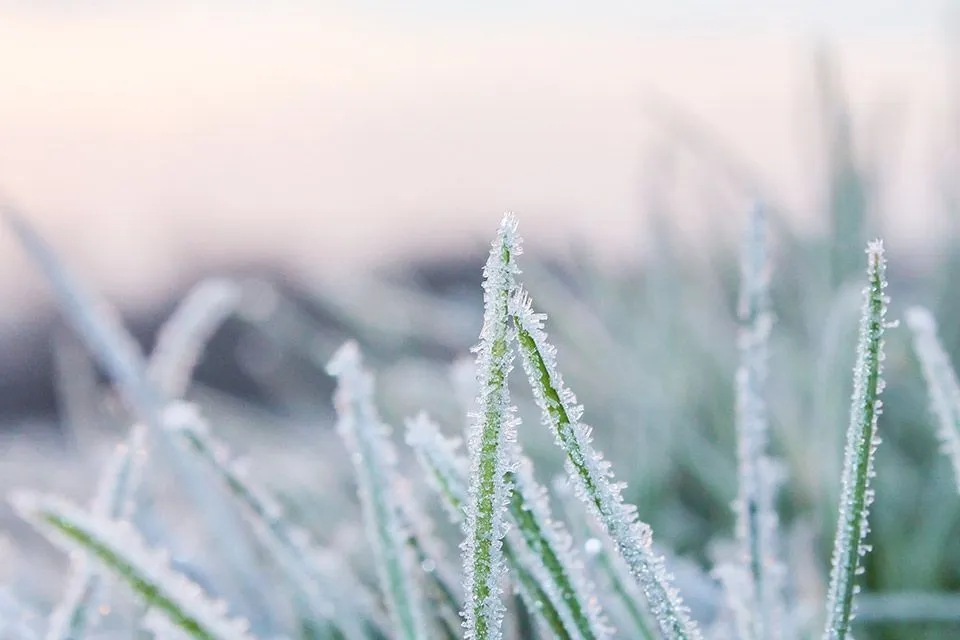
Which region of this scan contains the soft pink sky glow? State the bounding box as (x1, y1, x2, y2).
(0, 7, 953, 315)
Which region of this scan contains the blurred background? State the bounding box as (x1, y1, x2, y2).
(1, 2, 959, 639)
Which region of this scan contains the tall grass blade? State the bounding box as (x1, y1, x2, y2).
(511, 290, 702, 640)
(822, 240, 891, 640)
(327, 341, 428, 640)
(10, 492, 254, 640)
(905, 306, 960, 492)
(731, 203, 787, 639)
(461, 213, 522, 640)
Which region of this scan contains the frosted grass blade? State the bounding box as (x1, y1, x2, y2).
(10, 492, 254, 640)
(148, 279, 242, 399)
(327, 341, 427, 640)
(405, 413, 572, 640)
(732, 203, 786, 639)
(511, 290, 702, 640)
(905, 306, 960, 492)
(461, 213, 522, 640)
(822, 240, 891, 640)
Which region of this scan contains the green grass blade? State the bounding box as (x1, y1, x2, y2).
(905, 306, 960, 493)
(461, 213, 522, 640)
(511, 290, 702, 640)
(822, 240, 891, 640)
(10, 492, 254, 640)
(327, 342, 428, 640)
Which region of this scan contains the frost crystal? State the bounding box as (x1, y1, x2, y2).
(511, 289, 702, 640)
(905, 306, 960, 493)
(461, 213, 522, 640)
(822, 240, 890, 640)
(731, 203, 787, 640)
(328, 341, 427, 640)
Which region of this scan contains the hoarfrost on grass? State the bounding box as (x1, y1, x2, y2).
(905, 306, 960, 493)
(822, 240, 891, 640)
(511, 287, 702, 640)
(328, 341, 427, 640)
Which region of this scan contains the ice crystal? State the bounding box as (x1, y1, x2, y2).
(511, 289, 702, 640)
(822, 240, 890, 640)
(10, 492, 254, 640)
(461, 213, 522, 640)
(328, 341, 427, 640)
(905, 306, 960, 493)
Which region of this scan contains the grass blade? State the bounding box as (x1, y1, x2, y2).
(10, 492, 254, 640)
(461, 213, 522, 640)
(511, 289, 702, 640)
(732, 203, 787, 639)
(327, 341, 428, 640)
(905, 306, 960, 493)
(822, 240, 891, 640)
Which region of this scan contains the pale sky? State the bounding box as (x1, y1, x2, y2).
(0, 2, 954, 315)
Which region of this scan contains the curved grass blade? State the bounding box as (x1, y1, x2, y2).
(905, 306, 960, 493)
(10, 492, 254, 640)
(461, 213, 522, 640)
(327, 342, 428, 640)
(511, 290, 702, 640)
(148, 279, 242, 399)
(821, 240, 891, 640)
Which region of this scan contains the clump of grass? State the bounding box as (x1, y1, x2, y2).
(1, 204, 954, 640)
